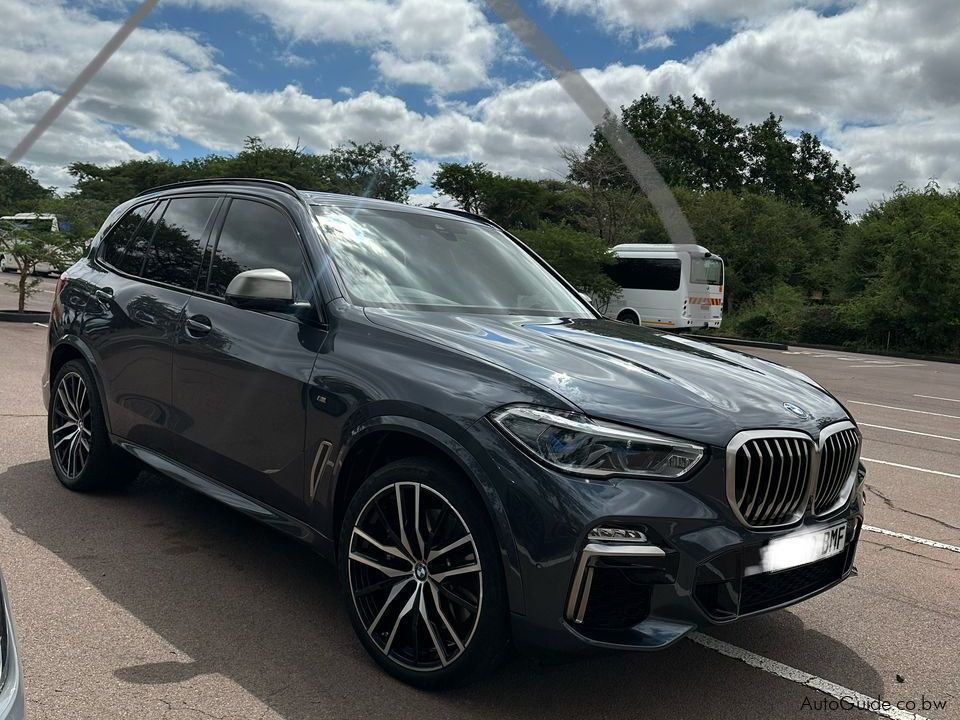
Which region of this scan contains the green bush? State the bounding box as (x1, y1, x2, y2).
(727, 283, 807, 342)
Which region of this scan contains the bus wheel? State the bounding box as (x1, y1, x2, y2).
(617, 310, 640, 325)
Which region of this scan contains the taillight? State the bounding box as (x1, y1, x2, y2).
(54, 272, 68, 299)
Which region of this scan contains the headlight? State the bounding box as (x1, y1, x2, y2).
(490, 406, 704, 479)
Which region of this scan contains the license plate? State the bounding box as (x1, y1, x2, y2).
(700, 304, 710, 311)
(760, 523, 847, 573)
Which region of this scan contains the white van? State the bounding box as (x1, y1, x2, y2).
(0, 213, 62, 275)
(604, 244, 724, 330)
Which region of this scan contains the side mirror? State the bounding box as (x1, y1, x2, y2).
(225, 268, 293, 310)
(578, 291, 593, 305)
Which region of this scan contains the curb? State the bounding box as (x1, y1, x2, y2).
(0, 310, 50, 324)
(687, 334, 788, 351)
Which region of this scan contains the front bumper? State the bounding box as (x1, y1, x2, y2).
(470, 419, 863, 654)
(0, 573, 25, 720)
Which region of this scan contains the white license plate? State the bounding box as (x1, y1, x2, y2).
(760, 523, 847, 573)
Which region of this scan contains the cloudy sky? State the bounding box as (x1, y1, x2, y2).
(1, 0, 958, 214)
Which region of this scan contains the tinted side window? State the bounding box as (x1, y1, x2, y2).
(141, 197, 218, 290)
(207, 198, 305, 299)
(606, 258, 682, 291)
(101, 202, 156, 270)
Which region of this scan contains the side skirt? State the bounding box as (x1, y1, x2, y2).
(118, 440, 335, 561)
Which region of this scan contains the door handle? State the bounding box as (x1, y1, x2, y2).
(185, 314, 212, 337)
(133, 310, 156, 326)
(95, 287, 114, 303)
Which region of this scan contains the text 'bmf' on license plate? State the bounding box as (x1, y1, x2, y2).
(760, 522, 847, 573)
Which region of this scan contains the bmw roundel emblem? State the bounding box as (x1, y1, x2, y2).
(783, 402, 809, 419)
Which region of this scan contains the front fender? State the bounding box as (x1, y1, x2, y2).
(326, 410, 525, 615)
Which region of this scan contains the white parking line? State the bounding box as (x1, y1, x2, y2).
(848, 401, 960, 420)
(688, 633, 931, 720)
(915, 394, 960, 404)
(863, 525, 960, 555)
(862, 457, 960, 480)
(860, 423, 960, 443)
(848, 363, 923, 369)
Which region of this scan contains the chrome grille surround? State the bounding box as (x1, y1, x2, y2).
(726, 421, 861, 530)
(726, 430, 815, 529)
(813, 422, 862, 517)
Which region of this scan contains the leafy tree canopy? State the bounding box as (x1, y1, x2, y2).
(0, 161, 54, 213)
(578, 95, 858, 225)
(67, 137, 419, 210)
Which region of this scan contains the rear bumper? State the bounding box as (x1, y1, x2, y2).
(0, 574, 25, 720)
(469, 420, 863, 655)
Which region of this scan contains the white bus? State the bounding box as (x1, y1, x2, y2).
(0, 213, 62, 275)
(604, 243, 724, 330)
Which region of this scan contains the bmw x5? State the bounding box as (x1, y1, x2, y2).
(43, 178, 864, 688)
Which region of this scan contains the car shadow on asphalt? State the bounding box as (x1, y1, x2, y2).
(0, 459, 883, 719)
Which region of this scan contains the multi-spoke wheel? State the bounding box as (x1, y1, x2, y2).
(340, 458, 508, 688)
(48, 359, 140, 491)
(51, 370, 92, 479)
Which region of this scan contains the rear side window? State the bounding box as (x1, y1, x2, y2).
(141, 197, 219, 290)
(206, 198, 306, 299)
(101, 202, 157, 271)
(606, 257, 682, 291)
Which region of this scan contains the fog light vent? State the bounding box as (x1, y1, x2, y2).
(588, 526, 648, 543)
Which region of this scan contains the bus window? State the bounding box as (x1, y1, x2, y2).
(606, 257, 681, 291)
(690, 257, 723, 285)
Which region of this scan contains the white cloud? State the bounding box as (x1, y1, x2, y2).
(166, 0, 502, 94)
(540, 0, 837, 45)
(2, 0, 959, 215)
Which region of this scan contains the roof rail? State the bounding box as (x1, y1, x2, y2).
(135, 177, 303, 200)
(432, 207, 500, 228)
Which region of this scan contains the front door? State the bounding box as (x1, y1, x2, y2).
(171, 196, 327, 519)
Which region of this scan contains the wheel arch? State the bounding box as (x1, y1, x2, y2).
(329, 415, 524, 615)
(616, 308, 641, 324)
(49, 336, 113, 434)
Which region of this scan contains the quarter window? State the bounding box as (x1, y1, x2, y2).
(101, 202, 157, 272)
(141, 197, 218, 289)
(206, 198, 306, 299)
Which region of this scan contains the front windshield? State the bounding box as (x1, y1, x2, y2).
(690, 256, 724, 285)
(314, 205, 591, 317)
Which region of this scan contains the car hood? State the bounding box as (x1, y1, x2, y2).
(364, 310, 850, 446)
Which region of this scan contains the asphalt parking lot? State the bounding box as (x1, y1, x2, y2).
(1, 315, 958, 719)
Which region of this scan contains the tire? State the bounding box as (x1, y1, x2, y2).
(48, 359, 140, 491)
(617, 310, 640, 324)
(339, 457, 509, 689)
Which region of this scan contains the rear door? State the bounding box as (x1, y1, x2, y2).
(89, 195, 220, 454)
(170, 196, 327, 519)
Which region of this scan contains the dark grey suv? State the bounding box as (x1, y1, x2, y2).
(43, 178, 864, 688)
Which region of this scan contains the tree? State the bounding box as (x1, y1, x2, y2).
(560, 145, 649, 246)
(0, 161, 53, 212)
(315, 141, 418, 202)
(837, 185, 960, 354)
(430, 163, 558, 229)
(582, 94, 747, 192)
(577, 95, 858, 224)
(66, 137, 421, 216)
(513, 223, 619, 310)
(0, 219, 82, 312)
(791, 132, 859, 225)
(433, 162, 489, 213)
